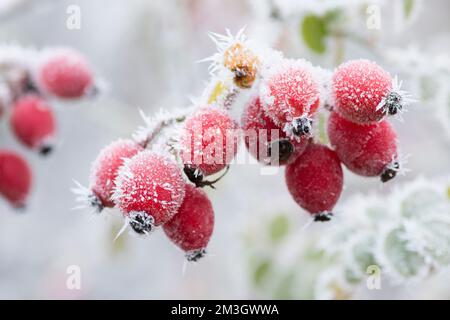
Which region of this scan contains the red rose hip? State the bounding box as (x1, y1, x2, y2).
(10, 95, 56, 155)
(87, 139, 143, 211)
(332, 59, 409, 124)
(241, 95, 308, 165)
(180, 107, 239, 186)
(36, 48, 94, 98)
(163, 184, 214, 261)
(114, 151, 186, 234)
(327, 111, 400, 182)
(0, 150, 32, 208)
(285, 143, 343, 221)
(260, 59, 320, 138)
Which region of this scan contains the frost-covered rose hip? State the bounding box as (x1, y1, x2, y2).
(114, 151, 186, 234)
(10, 95, 56, 155)
(285, 143, 343, 221)
(332, 59, 409, 124)
(163, 184, 214, 261)
(0, 150, 32, 208)
(241, 96, 308, 165)
(327, 111, 399, 182)
(87, 139, 143, 211)
(260, 59, 320, 138)
(180, 107, 239, 185)
(36, 48, 94, 98)
(223, 42, 259, 89)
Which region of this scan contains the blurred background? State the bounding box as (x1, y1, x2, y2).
(0, 0, 449, 299)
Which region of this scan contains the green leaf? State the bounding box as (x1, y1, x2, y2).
(301, 14, 327, 54)
(253, 259, 271, 287)
(447, 186, 450, 200)
(404, 0, 415, 19)
(269, 214, 290, 243)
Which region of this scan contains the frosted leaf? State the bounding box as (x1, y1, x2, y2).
(376, 225, 429, 282)
(401, 189, 444, 219)
(404, 218, 450, 266)
(345, 234, 377, 279)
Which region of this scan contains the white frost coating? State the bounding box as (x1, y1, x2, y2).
(259, 58, 320, 134)
(88, 139, 136, 188)
(112, 150, 185, 221)
(132, 106, 196, 164)
(0, 45, 37, 106)
(202, 27, 250, 75)
(71, 180, 92, 210)
(31, 47, 90, 92)
(70, 180, 103, 213)
(313, 66, 333, 109)
(201, 27, 274, 85)
(244, 177, 450, 299)
(376, 75, 416, 120)
(111, 155, 138, 205)
(329, 177, 450, 285)
(0, 44, 35, 68)
(384, 46, 450, 140)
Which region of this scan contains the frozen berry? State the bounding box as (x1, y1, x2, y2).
(180, 107, 239, 178)
(0, 150, 32, 208)
(241, 96, 308, 165)
(223, 42, 259, 89)
(332, 59, 406, 124)
(36, 48, 94, 98)
(10, 95, 56, 154)
(163, 184, 214, 261)
(88, 139, 143, 211)
(259, 59, 320, 138)
(327, 111, 399, 182)
(285, 143, 343, 221)
(114, 151, 186, 234)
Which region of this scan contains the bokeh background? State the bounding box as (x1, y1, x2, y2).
(0, 0, 449, 299)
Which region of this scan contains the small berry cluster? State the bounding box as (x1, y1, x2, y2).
(76, 29, 413, 261)
(0, 46, 97, 208)
(328, 60, 413, 183)
(75, 139, 215, 261)
(242, 56, 411, 221)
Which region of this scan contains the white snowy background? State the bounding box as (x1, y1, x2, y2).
(0, 0, 449, 299)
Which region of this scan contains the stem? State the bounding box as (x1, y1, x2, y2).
(333, 34, 345, 66)
(330, 30, 383, 61)
(140, 111, 189, 149)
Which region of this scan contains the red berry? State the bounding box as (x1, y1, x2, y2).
(332, 59, 393, 124)
(10, 95, 56, 154)
(327, 111, 399, 182)
(180, 107, 239, 177)
(163, 184, 214, 261)
(259, 59, 320, 137)
(0, 150, 32, 208)
(285, 143, 343, 221)
(241, 96, 308, 165)
(89, 139, 143, 210)
(114, 151, 186, 234)
(36, 48, 93, 98)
